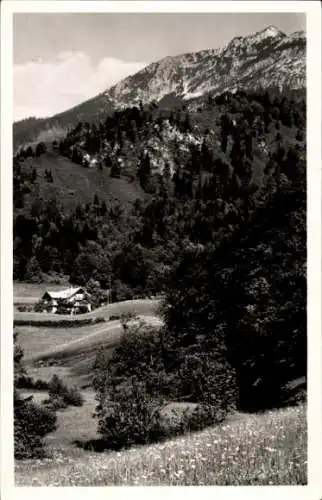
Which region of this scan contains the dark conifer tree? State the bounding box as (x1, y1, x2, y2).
(100, 200, 108, 216)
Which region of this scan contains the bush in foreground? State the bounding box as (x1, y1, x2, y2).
(14, 390, 57, 459)
(14, 331, 57, 459)
(97, 378, 163, 449)
(94, 321, 237, 450)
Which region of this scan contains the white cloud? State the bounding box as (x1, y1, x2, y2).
(14, 52, 147, 121)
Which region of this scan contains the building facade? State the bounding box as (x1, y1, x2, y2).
(41, 287, 91, 315)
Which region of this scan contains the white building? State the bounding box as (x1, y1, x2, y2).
(41, 287, 91, 314)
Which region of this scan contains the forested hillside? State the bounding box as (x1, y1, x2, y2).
(88, 89, 306, 448)
(13, 89, 306, 302)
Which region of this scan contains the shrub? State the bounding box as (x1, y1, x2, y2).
(153, 403, 223, 439)
(153, 403, 195, 438)
(42, 395, 68, 411)
(17, 305, 28, 312)
(112, 280, 134, 302)
(97, 377, 163, 450)
(15, 374, 49, 390)
(97, 386, 227, 451)
(120, 312, 136, 331)
(14, 331, 57, 459)
(15, 374, 35, 389)
(48, 374, 84, 407)
(14, 390, 57, 459)
(14, 318, 102, 327)
(94, 321, 236, 449)
(109, 314, 121, 321)
(86, 278, 109, 309)
(184, 403, 223, 431)
(33, 379, 50, 391)
(34, 301, 45, 313)
(48, 374, 67, 398)
(93, 323, 164, 399)
(176, 350, 237, 414)
(64, 386, 84, 407)
(35, 141, 47, 157)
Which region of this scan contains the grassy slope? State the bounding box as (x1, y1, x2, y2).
(20, 389, 98, 444)
(14, 401, 307, 486)
(19, 151, 146, 213)
(18, 307, 161, 387)
(18, 322, 121, 361)
(19, 323, 120, 387)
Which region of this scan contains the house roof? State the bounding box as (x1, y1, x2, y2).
(42, 287, 89, 300)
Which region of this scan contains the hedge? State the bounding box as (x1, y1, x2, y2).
(14, 316, 105, 327)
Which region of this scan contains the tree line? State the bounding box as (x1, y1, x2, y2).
(13, 90, 305, 302)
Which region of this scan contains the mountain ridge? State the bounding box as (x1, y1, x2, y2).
(13, 25, 306, 148)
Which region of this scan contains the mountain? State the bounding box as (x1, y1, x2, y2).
(108, 26, 305, 106)
(13, 25, 305, 149)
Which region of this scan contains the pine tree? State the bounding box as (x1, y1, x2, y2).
(138, 153, 152, 190)
(100, 200, 108, 216)
(31, 167, 37, 183)
(220, 114, 230, 153)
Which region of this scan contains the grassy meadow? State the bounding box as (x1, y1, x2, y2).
(17, 152, 146, 214)
(17, 314, 162, 387)
(14, 283, 307, 486)
(15, 399, 307, 486)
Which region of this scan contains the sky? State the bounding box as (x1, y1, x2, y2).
(14, 12, 306, 121)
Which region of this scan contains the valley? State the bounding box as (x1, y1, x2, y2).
(12, 21, 307, 487)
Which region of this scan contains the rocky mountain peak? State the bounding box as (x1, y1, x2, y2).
(13, 25, 306, 148)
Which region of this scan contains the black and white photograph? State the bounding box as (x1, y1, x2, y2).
(1, 0, 321, 495)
